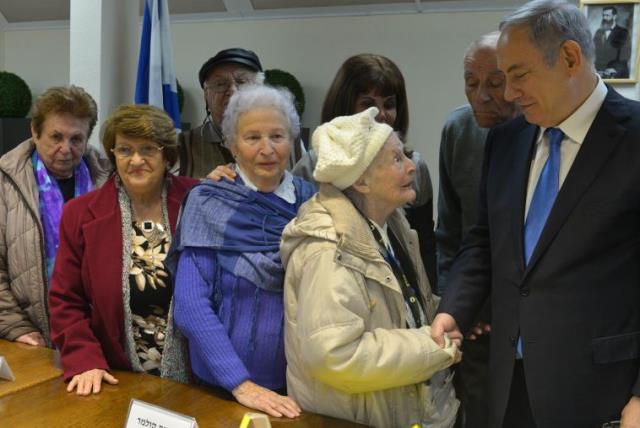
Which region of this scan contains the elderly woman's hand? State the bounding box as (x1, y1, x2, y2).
(206, 163, 237, 182)
(67, 368, 119, 395)
(232, 380, 302, 418)
(15, 332, 46, 347)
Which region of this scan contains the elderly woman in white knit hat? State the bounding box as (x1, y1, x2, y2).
(280, 107, 460, 428)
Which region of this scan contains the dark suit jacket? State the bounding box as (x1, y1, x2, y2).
(49, 174, 197, 380)
(439, 87, 640, 427)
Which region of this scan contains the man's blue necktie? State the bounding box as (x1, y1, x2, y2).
(517, 127, 564, 358)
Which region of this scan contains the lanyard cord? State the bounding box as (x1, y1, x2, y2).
(362, 215, 426, 328)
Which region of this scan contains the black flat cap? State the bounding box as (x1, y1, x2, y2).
(198, 48, 263, 88)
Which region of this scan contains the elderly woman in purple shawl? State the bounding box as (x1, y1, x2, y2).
(171, 85, 315, 419)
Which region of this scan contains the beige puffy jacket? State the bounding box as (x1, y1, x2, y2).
(0, 139, 110, 345)
(281, 184, 459, 428)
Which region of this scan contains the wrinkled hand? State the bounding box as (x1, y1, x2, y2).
(67, 369, 119, 396)
(452, 345, 463, 364)
(206, 163, 236, 181)
(431, 313, 463, 348)
(621, 396, 640, 428)
(466, 321, 491, 341)
(232, 380, 301, 418)
(15, 332, 46, 347)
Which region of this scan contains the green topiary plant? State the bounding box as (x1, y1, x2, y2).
(0, 71, 32, 117)
(264, 69, 305, 117)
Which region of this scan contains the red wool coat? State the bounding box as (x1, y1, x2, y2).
(49, 174, 197, 380)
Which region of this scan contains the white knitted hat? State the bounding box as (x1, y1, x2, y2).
(312, 107, 393, 190)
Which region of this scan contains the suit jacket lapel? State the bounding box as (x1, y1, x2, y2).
(524, 89, 629, 277)
(509, 123, 539, 274)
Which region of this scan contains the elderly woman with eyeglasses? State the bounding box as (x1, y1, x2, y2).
(170, 85, 315, 418)
(49, 104, 198, 395)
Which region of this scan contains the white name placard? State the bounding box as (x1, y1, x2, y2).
(125, 399, 198, 428)
(0, 356, 15, 381)
(238, 412, 272, 428)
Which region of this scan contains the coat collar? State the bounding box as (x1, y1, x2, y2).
(515, 87, 630, 278)
(0, 139, 41, 217)
(86, 174, 195, 233)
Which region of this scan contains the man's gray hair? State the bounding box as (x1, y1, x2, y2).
(499, 0, 595, 66)
(222, 84, 300, 147)
(464, 31, 501, 60)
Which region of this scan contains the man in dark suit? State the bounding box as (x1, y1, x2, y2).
(437, 31, 518, 428)
(593, 6, 631, 79)
(431, 1, 640, 427)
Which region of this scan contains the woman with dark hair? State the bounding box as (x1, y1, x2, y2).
(49, 104, 198, 395)
(293, 53, 437, 292)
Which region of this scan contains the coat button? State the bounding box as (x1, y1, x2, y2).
(520, 289, 530, 297)
(409, 297, 416, 303)
(385, 277, 391, 282)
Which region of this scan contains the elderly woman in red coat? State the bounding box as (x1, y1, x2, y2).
(49, 105, 198, 395)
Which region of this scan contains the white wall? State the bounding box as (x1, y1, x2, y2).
(2, 10, 640, 201)
(0, 30, 5, 70)
(3, 27, 70, 95)
(172, 10, 509, 188)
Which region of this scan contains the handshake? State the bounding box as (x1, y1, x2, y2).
(430, 313, 491, 360)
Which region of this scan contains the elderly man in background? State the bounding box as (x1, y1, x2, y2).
(433, 0, 640, 426)
(436, 31, 518, 428)
(0, 85, 109, 347)
(178, 48, 264, 177)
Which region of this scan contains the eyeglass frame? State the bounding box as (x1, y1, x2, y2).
(203, 72, 255, 94)
(110, 144, 164, 159)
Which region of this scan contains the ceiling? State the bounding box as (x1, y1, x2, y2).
(0, 0, 522, 27)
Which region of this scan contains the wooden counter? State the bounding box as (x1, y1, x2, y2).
(0, 340, 362, 427)
(0, 339, 62, 398)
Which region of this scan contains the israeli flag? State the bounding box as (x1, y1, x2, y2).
(135, 0, 180, 129)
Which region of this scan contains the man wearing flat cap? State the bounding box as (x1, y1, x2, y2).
(178, 48, 264, 177)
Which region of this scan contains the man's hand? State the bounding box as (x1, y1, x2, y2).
(621, 396, 640, 428)
(15, 332, 46, 347)
(431, 313, 463, 348)
(466, 321, 491, 341)
(206, 163, 236, 181)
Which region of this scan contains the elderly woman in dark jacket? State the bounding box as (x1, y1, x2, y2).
(49, 105, 198, 395)
(0, 85, 109, 347)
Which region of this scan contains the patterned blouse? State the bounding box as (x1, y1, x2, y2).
(129, 220, 172, 375)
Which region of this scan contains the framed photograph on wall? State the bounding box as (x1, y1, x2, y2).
(581, 0, 639, 82)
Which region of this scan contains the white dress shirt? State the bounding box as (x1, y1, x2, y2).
(524, 76, 608, 218)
